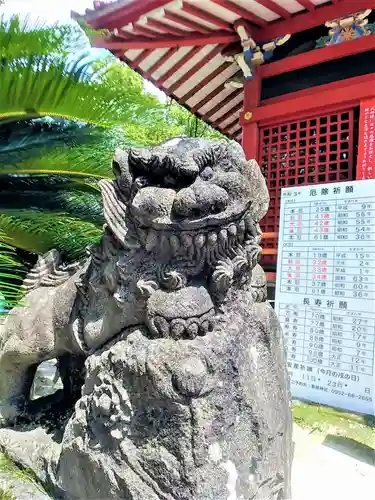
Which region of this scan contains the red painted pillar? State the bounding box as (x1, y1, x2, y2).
(241, 75, 261, 160)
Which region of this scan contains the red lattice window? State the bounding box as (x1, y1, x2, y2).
(259, 109, 356, 267)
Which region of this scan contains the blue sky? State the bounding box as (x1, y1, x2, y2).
(3, 0, 165, 100)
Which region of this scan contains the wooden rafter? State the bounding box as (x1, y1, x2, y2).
(228, 123, 242, 134)
(146, 17, 188, 37)
(93, 31, 238, 50)
(120, 52, 235, 142)
(202, 89, 243, 120)
(254, 0, 291, 19)
(190, 84, 230, 113)
(168, 44, 225, 93)
(163, 11, 212, 34)
(158, 46, 203, 85)
(89, 0, 172, 29)
(258, 0, 375, 41)
(131, 24, 159, 38)
(144, 47, 178, 78)
(210, 0, 267, 28)
(222, 117, 242, 134)
(132, 49, 153, 67)
(181, 2, 234, 32)
(295, 0, 316, 12)
(180, 61, 234, 102)
(213, 101, 243, 128)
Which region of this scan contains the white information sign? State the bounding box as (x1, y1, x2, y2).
(275, 179, 375, 415)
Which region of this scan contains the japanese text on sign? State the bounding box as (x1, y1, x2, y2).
(357, 99, 375, 180)
(275, 180, 375, 415)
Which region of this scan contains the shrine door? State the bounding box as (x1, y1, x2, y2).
(259, 108, 359, 268)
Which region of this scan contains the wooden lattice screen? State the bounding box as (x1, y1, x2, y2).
(259, 109, 356, 266)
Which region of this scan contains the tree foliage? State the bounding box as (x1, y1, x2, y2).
(94, 57, 225, 145)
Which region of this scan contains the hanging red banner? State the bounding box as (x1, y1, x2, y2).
(356, 99, 375, 180)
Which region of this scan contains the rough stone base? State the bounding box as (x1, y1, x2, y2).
(56, 298, 292, 499)
(0, 299, 293, 500)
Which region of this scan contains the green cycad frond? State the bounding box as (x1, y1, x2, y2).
(0, 187, 104, 226)
(0, 175, 100, 196)
(0, 56, 135, 127)
(0, 210, 101, 261)
(0, 232, 25, 312)
(0, 14, 90, 59)
(0, 119, 97, 166)
(0, 15, 150, 128)
(0, 125, 139, 179)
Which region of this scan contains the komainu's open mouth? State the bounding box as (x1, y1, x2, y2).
(100, 137, 267, 249)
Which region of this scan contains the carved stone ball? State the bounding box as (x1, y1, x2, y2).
(146, 286, 215, 339)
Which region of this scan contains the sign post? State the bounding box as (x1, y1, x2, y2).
(275, 179, 375, 415)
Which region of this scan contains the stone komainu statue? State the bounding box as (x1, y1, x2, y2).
(0, 138, 292, 500)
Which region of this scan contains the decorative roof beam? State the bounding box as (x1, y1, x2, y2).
(259, 33, 375, 79)
(222, 21, 290, 85)
(93, 31, 239, 50)
(254, 0, 291, 19)
(180, 61, 234, 102)
(163, 10, 212, 34)
(181, 2, 235, 32)
(168, 44, 225, 93)
(210, 0, 267, 28)
(257, 0, 375, 41)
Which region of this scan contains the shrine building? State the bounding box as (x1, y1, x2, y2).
(79, 0, 375, 283)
